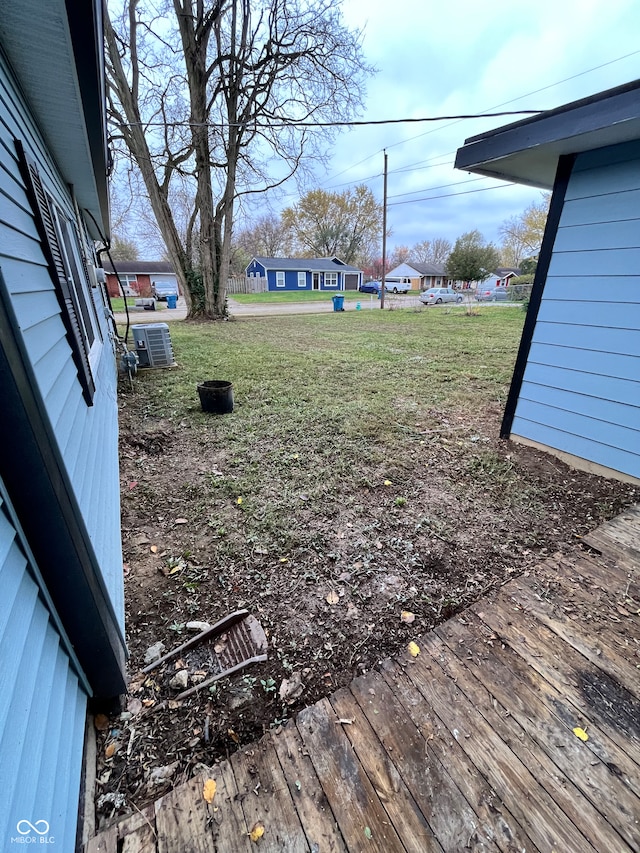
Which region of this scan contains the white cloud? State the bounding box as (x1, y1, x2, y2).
(300, 0, 640, 251)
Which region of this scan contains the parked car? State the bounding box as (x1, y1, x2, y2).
(476, 285, 508, 302)
(151, 281, 179, 301)
(420, 287, 463, 305)
(359, 280, 382, 293)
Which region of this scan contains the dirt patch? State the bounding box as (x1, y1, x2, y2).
(94, 390, 637, 828)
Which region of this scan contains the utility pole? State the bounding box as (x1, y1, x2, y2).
(380, 150, 388, 309)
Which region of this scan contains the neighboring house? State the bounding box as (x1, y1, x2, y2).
(456, 79, 640, 484)
(103, 260, 179, 299)
(0, 2, 127, 850)
(493, 267, 521, 287)
(246, 256, 363, 291)
(387, 261, 449, 291)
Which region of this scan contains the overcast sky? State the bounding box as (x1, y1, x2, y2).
(273, 0, 640, 255)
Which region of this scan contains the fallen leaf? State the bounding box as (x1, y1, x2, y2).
(375, 541, 383, 549)
(126, 697, 143, 715)
(249, 822, 265, 842)
(203, 778, 217, 803)
(573, 726, 589, 742)
(401, 610, 415, 624)
(326, 590, 340, 605)
(105, 742, 116, 759)
(364, 826, 372, 839)
(150, 545, 158, 554)
(142, 698, 155, 708)
(228, 728, 240, 743)
(94, 713, 109, 731)
(383, 480, 392, 486)
(128, 481, 138, 490)
(175, 518, 188, 524)
(408, 641, 420, 658)
(279, 557, 289, 563)
(236, 497, 243, 505)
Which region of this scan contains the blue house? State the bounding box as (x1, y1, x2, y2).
(0, 1, 126, 849)
(456, 80, 640, 484)
(246, 256, 363, 291)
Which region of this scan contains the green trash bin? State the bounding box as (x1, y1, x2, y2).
(332, 295, 345, 312)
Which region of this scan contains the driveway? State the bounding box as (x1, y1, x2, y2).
(112, 293, 510, 324)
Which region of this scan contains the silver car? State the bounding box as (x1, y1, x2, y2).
(420, 287, 463, 305)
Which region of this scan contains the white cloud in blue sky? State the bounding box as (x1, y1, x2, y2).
(275, 0, 640, 253)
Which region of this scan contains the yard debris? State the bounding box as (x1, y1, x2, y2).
(186, 620, 212, 633)
(407, 641, 421, 658)
(573, 726, 589, 742)
(326, 590, 340, 605)
(142, 610, 268, 701)
(169, 670, 189, 690)
(401, 610, 416, 624)
(148, 762, 179, 786)
(94, 713, 110, 732)
(144, 641, 166, 665)
(279, 672, 305, 704)
(249, 821, 265, 842)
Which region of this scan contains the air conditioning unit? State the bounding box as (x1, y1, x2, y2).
(131, 323, 176, 368)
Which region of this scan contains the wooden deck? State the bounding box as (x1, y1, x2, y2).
(85, 507, 640, 852)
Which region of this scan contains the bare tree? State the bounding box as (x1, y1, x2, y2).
(411, 237, 452, 265)
(105, 0, 370, 318)
(235, 214, 292, 259)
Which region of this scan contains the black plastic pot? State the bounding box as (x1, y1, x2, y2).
(197, 380, 234, 414)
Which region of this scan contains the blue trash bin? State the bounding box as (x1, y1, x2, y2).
(332, 294, 345, 312)
(166, 293, 178, 309)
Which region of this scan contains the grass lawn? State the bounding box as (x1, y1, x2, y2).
(107, 305, 636, 816)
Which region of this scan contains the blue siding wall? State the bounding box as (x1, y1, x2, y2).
(0, 53, 124, 628)
(0, 493, 87, 851)
(0, 47, 124, 849)
(511, 140, 640, 480)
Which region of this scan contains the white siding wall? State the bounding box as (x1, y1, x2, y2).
(511, 140, 640, 480)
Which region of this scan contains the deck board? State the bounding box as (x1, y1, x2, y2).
(86, 507, 640, 852)
(230, 737, 309, 852)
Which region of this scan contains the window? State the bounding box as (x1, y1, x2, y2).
(297, 271, 306, 288)
(17, 140, 99, 405)
(325, 272, 338, 288)
(276, 271, 285, 288)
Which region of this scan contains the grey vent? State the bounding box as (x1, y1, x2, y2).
(131, 323, 175, 368)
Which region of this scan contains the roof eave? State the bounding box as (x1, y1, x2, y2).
(455, 79, 640, 186)
(0, 0, 109, 239)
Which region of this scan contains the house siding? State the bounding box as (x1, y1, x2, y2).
(0, 491, 87, 852)
(511, 139, 640, 480)
(0, 50, 124, 630)
(0, 41, 124, 849)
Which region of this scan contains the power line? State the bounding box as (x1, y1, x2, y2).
(318, 48, 640, 187)
(116, 109, 541, 131)
(387, 182, 515, 207)
(387, 176, 488, 200)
